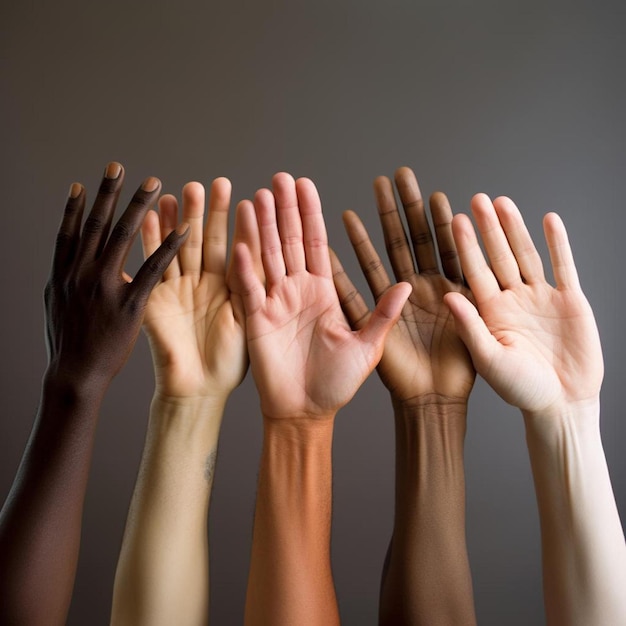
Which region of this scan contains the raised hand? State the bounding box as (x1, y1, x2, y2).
(111, 178, 262, 626)
(45, 163, 189, 389)
(333, 166, 475, 406)
(445, 194, 625, 626)
(333, 167, 477, 626)
(140, 178, 259, 401)
(443, 193, 603, 418)
(0, 163, 187, 626)
(233, 172, 411, 420)
(238, 173, 410, 626)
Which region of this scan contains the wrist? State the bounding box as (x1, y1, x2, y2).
(262, 413, 336, 443)
(42, 369, 107, 407)
(522, 397, 601, 440)
(392, 393, 468, 424)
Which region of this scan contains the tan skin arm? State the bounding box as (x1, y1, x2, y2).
(233, 173, 411, 626)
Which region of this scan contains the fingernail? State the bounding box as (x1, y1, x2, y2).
(175, 222, 190, 235)
(105, 162, 122, 179)
(69, 183, 82, 198)
(142, 176, 160, 192)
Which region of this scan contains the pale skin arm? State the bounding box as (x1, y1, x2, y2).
(445, 193, 626, 625)
(332, 167, 477, 626)
(111, 179, 258, 626)
(0, 163, 188, 626)
(233, 173, 411, 626)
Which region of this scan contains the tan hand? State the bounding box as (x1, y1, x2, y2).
(232, 172, 411, 420)
(141, 178, 260, 401)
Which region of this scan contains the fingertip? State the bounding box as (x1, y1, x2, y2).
(182, 181, 205, 199)
(69, 182, 83, 199)
(158, 194, 178, 210)
(393, 166, 414, 181)
(211, 176, 232, 199)
(273, 171, 296, 188)
(373, 175, 392, 193)
(175, 221, 190, 236)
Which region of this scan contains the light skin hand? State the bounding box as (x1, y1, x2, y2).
(443, 193, 603, 419)
(140, 178, 260, 403)
(233, 172, 412, 420)
(333, 166, 475, 406)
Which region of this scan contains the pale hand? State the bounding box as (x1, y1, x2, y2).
(444, 193, 603, 418)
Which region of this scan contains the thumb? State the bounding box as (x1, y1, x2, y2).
(444, 291, 498, 373)
(358, 282, 411, 351)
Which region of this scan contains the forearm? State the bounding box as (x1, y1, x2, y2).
(0, 373, 105, 626)
(380, 397, 476, 626)
(524, 400, 626, 626)
(244, 417, 339, 626)
(111, 395, 224, 626)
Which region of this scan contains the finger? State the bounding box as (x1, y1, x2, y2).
(254, 188, 286, 288)
(232, 242, 266, 315)
(76, 162, 124, 262)
(330, 248, 371, 330)
(178, 182, 205, 278)
(131, 223, 190, 303)
(471, 193, 522, 289)
(343, 210, 392, 300)
(373, 175, 416, 281)
(203, 177, 231, 276)
(273, 172, 306, 274)
(493, 196, 545, 284)
(140, 209, 161, 260)
(51, 183, 85, 277)
(394, 167, 439, 274)
(430, 191, 463, 283)
(543, 212, 580, 290)
(296, 177, 331, 277)
(358, 282, 412, 352)
(158, 194, 181, 280)
(444, 291, 500, 374)
(227, 199, 263, 286)
(452, 211, 501, 304)
(100, 176, 162, 273)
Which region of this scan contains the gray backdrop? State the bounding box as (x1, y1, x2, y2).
(1, 1, 624, 624)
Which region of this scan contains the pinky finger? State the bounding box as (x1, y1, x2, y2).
(51, 183, 85, 277)
(543, 212, 580, 290)
(330, 248, 371, 330)
(131, 223, 190, 304)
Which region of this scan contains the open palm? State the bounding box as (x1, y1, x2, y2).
(141, 179, 255, 400)
(334, 168, 475, 405)
(444, 194, 603, 417)
(233, 173, 411, 420)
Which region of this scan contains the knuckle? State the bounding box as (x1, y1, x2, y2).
(411, 231, 433, 246)
(386, 235, 407, 251)
(82, 214, 106, 236)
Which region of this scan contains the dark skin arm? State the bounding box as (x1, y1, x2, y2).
(332, 167, 477, 625)
(0, 163, 188, 626)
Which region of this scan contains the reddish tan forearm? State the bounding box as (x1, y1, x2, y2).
(245, 417, 339, 626)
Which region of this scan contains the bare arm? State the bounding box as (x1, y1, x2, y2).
(0, 163, 187, 626)
(445, 194, 626, 625)
(111, 179, 256, 626)
(333, 167, 476, 626)
(234, 173, 411, 626)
